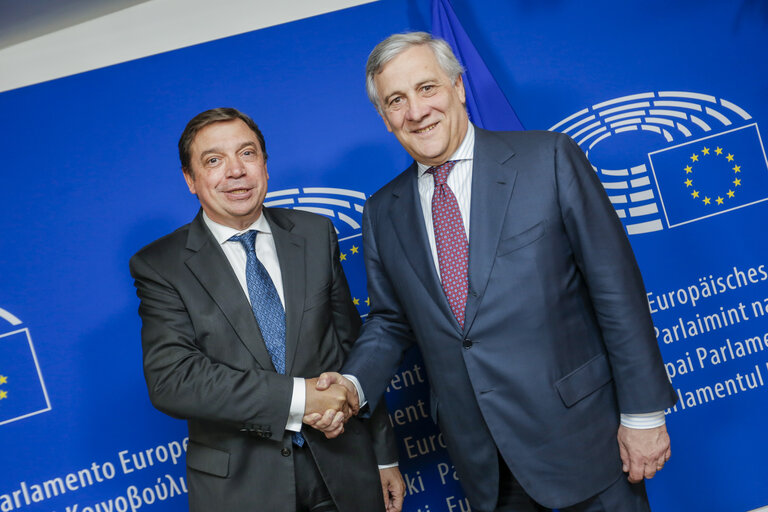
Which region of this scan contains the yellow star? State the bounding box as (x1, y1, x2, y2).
(340, 253, 347, 261)
(702, 147, 710, 155)
(715, 147, 723, 155)
(716, 196, 724, 205)
(726, 153, 734, 162)
(350, 245, 359, 254)
(684, 165, 693, 173)
(365, 297, 371, 306)
(353, 297, 360, 306)
(727, 189, 735, 198)
(692, 190, 699, 198)
(684, 178, 693, 187)
(690, 154, 699, 162)
(734, 177, 741, 187)
(733, 165, 741, 173)
(0, 390, 7, 400)
(0, 375, 7, 385)
(703, 197, 711, 205)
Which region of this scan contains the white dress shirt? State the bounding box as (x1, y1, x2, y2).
(354, 124, 664, 429)
(202, 211, 305, 433)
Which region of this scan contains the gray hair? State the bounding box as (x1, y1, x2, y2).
(365, 32, 465, 114)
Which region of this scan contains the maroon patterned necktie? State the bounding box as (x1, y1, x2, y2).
(426, 161, 468, 328)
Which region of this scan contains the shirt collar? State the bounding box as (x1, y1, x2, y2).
(417, 123, 475, 177)
(202, 210, 272, 246)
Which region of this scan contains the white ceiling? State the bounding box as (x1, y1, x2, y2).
(0, 0, 376, 93)
(0, 0, 151, 49)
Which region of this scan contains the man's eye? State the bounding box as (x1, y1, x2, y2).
(388, 97, 404, 110)
(206, 157, 219, 165)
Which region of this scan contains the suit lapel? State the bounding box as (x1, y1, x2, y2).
(464, 128, 518, 333)
(264, 209, 305, 376)
(388, 163, 459, 332)
(184, 212, 276, 371)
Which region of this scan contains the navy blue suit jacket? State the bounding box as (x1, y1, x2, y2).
(344, 128, 676, 510)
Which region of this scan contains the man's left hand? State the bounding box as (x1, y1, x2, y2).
(379, 467, 405, 512)
(617, 424, 671, 483)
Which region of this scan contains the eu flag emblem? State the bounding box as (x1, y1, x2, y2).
(648, 123, 768, 228)
(0, 329, 51, 426)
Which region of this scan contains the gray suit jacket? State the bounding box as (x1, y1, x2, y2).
(344, 128, 676, 511)
(130, 208, 396, 512)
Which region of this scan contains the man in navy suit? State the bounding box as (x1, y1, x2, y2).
(308, 33, 677, 512)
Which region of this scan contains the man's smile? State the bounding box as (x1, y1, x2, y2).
(413, 122, 438, 134)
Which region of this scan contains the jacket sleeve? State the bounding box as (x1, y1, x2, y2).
(554, 132, 677, 413)
(342, 197, 417, 413)
(325, 218, 399, 465)
(130, 251, 293, 439)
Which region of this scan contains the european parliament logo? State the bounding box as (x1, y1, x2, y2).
(264, 187, 370, 316)
(550, 91, 768, 235)
(0, 307, 51, 426)
(650, 124, 768, 227)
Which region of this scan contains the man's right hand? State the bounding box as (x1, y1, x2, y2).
(303, 373, 359, 438)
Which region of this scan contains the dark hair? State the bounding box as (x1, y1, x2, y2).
(178, 108, 267, 176)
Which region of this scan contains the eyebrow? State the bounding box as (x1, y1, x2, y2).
(383, 79, 438, 104)
(382, 89, 403, 105)
(199, 141, 258, 160)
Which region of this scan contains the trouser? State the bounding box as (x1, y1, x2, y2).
(495, 453, 651, 512)
(293, 443, 338, 512)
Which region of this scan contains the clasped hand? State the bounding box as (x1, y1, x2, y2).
(303, 373, 359, 438)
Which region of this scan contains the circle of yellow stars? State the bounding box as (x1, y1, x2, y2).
(0, 374, 8, 400)
(685, 145, 741, 206)
(339, 244, 371, 308)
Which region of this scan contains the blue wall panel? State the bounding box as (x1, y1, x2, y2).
(1, 1, 766, 510)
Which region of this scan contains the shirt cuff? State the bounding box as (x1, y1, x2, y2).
(285, 377, 305, 432)
(620, 411, 665, 429)
(378, 463, 399, 469)
(343, 374, 366, 406)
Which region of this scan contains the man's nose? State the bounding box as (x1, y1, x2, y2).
(405, 96, 429, 122)
(225, 157, 246, 177)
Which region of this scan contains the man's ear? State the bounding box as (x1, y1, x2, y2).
(380, 111, 394, 133)
(455, 74, 466, 105)
(182, 168, 196, 194)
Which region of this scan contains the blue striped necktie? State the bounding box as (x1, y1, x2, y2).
(229, 230, 304, 446)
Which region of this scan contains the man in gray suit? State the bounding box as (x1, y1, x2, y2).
(310, 33, 676, 512)
(130, 108, 404, 512)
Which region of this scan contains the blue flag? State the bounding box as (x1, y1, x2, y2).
(649, 123, 768, 228)
(431, 0, 524, 131)
(0, 329, 51, 426)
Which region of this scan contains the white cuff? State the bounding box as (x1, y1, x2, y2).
(378, 463, 399, 469)
(620, 411, 665, 429)
(343, 374, 366, 406)
(285, 377, 305, 432)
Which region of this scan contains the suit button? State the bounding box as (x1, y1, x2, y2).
(462, 339, 473, 349)
(281, 448, 291, 457)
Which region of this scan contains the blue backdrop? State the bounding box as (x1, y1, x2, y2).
(1, 1, 766, 511)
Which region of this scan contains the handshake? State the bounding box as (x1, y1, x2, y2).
(303, 372, 359, 438)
